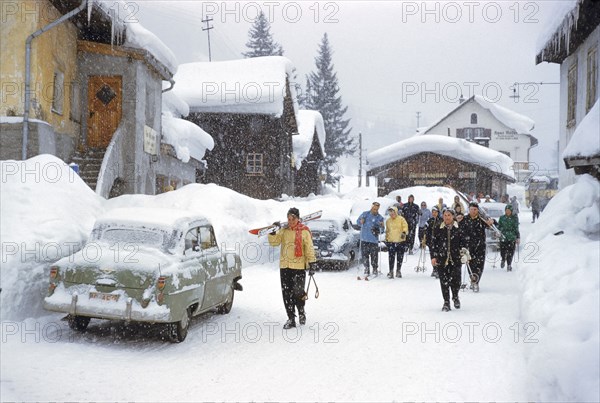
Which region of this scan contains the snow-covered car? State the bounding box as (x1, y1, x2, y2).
(480, 202, 506, 250)
(349, 197, 396, 230)
(43, 208, 243, 342)
(307, 215, 360, 270)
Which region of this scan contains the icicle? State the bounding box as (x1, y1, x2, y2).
(110, 7, 115, 48)
(87, 0, 93, 24)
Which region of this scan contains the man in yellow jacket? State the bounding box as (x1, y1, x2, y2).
(268, 207, 317, 329)
(385, 206, 409, 278)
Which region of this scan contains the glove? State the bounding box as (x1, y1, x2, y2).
(460, 247, 471, 263)
(400, 232, 407, 241)
(308, 262, 317, 276)
(269, 221, 280, 235)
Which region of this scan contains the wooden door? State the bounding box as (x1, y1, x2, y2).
(87, 76, 122, 148)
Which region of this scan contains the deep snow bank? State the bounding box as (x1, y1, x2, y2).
(519, 174, 600, 402)
(0, 155, 104, 320)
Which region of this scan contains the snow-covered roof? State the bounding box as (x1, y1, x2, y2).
(88, 0, 178, 75)
(161, 113, 214, 163)
(293, 110, 326, 169)
(368, 134, 515, 179)
(422, 95, 535, 136)
(563, 100, 600, 161)
(162, 90, 190, 117)
(95, 207, 208, 231)
(473, 95, 535, 135)
(173, 56, 298, 117)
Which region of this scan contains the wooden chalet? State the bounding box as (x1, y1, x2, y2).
(174, 57, 300, 200)
(367, 135, 516, 197)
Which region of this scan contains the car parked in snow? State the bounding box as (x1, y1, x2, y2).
(480, 202, 506, 250)
(349, 197, 396, 230)
(43, 208, 242, 342)
(307, 215, 360, 270)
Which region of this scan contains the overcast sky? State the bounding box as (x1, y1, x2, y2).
(135, 1, 564, 173)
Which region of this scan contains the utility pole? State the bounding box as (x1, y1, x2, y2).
(358, 132, 362, 187)
(202, 16, 214, 61)
(416, 111, 421, 128)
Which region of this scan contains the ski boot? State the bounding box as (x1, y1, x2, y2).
(453, 297, 461, 309)
(387, 271, 394, 279)
(442, 301, 451, 312)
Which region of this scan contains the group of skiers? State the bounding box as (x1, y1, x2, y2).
(267, 195, 522, 326)
(355, 194, 521, 312)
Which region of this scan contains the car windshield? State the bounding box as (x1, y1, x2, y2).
(91, 224, 178, 252)
(101, 228, 163, 245)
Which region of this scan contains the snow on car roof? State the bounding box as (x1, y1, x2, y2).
(96, 208, 208, 230)
(479, 202, 509, 218)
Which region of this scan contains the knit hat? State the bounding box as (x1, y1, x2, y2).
(388, 206, 398, 214)
(287, 207, 300, 218)
(431, 206, 439, 212)
(469, 201, 479, 209)
(505, 204, 513, 211)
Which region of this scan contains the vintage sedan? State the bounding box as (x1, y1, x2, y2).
(307, 214, 360, 270)
(480, 202, 507, 250)
(43, 208, 242, 342)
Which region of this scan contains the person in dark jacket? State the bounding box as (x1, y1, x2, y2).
(459, 202, 494, 292)
(430, 208, 468, 311)
(531, 195, 541, 223)
(425, 206, 442, 278)
(402, 194, 420, 254)
(497, 204, 520, 271)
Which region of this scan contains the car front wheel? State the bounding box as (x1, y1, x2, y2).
(68, 315, 90, 331)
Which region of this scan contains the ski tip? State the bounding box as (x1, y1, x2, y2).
(248, 229, 259, 235)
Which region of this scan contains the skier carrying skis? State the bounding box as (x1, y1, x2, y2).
(402, 194, 420, 254)
(430, 208, 468, 311)
(497, 204, 520, 271)
(268, 207, 317, 329)
(357, 202, 385, 276)
(459, 201, 495, 292)
(384, 206, 408, 278)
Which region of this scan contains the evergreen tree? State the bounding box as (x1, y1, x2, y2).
(306, 33, 354, 185)
(242, 11, 284, 58)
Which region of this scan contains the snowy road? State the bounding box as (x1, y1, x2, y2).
(2, 233, 537, 402)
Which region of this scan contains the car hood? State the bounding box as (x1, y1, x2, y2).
(56, 245, 177, 289)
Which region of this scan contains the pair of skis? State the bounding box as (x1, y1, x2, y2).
(248, 210, 322, 236)
(449, 186, 505, 241)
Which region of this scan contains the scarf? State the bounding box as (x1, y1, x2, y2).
(292, 222, 310, 257)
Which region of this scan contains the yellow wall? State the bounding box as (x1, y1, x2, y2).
(0, 0, 80, 138)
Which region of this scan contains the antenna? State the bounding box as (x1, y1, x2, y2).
(202, 16, 214, 61)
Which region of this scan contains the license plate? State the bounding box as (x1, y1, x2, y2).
(89, 292, 120, 302)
